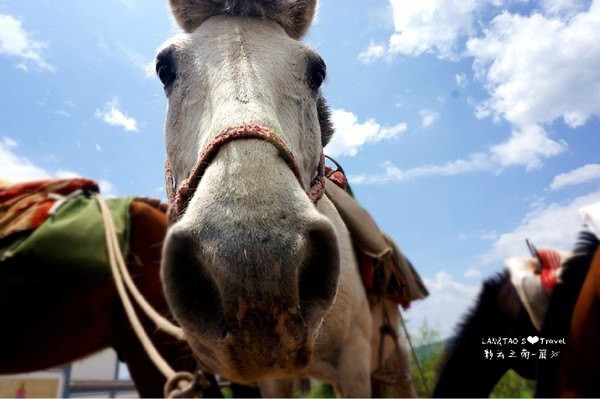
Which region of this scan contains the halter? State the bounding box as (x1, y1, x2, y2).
(165, 123, 325, 223)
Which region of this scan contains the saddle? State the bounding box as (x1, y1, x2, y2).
(324, 168, 428, 308)
(0, 178, 132, 275)
(505, 244, 571, 331)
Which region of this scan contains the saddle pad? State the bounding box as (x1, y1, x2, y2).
(0, 178, 99, 241)
(505, 248, 571, 331)
(324, 179, 428, 308)
(1, 194, 132, 280)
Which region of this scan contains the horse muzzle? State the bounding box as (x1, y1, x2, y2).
(161, 131, 339, 380)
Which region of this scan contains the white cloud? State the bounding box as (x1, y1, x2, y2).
(480, 230, 499, 241)
(387, 0, 487, 60)
(119, 45, 155, 77)
(482, 190, 600, 264)
(420, 109, 440, 128)
(541, 0, 588, 17)
(349, 124, 566, 186)
(349, 153, 493, 184)
(405, 271, 481, 338)
(325, 109, 407, 157)
(54, 110, 72, 117)
(1, 137, 51, 181)
(99, 180, 117, 197)
(455, 73, 469, 88)
(361, 2, 600, 172)
(0, 14, 55, 72)
(55, 170, 80, 179)
(550, 163, 600, 190)
(489, 125, 567, 170)
(468, 4, 600, 131)
(466, 2, 600, 168)
(2, 137, 17, 148)
(357, 41, 387, 64)
(464, 267, 482, 278)
(0, 138, 110, 194)
(95, 97, 138, 132)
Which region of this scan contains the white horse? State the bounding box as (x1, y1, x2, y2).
(157, 0, 415, 396)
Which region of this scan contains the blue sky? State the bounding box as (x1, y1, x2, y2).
(1, 0, 599, 338)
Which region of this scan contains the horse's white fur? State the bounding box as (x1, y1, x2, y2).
(160, 13, 414, 397)
(164, 16, 320, 190)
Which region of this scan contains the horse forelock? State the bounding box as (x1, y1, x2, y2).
(169, 0, 317, 39)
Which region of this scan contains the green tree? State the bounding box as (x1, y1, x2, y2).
(405, 320, 444, 397)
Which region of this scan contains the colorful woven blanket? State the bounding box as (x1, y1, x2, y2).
(0, 179, 131, 277)
(0, 178, 99, 241)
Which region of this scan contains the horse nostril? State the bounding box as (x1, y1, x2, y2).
(298, 218, 340, 322)
(161, 228, 225, 339)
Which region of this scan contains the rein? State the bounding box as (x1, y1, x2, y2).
(165, 124, 325, 223)
(95, 194, 206, 397)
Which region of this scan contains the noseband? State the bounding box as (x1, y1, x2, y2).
(165, 124, 325, 223)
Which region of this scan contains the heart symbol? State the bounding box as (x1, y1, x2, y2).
(527, 336, 539, 344)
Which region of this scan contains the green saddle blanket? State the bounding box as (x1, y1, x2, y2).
(1, 194, 132, 280)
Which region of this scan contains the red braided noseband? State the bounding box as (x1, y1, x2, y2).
(165, 124, 325, 223)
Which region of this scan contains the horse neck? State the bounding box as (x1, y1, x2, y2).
(433, 272, 536, 397)
(535, 233, 600, 397)
(558, 245, 600, 397)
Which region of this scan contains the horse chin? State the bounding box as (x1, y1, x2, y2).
(188, 331, 314, 383)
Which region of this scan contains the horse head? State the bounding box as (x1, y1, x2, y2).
(157, 0, 341, 382)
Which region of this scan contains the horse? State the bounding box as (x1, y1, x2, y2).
(536, 231, 600, 397)
(558, 240, 600, 397)
(432, 232, 599, 397)
(0, 195, 242, 398)
(155, 0, 416, 396)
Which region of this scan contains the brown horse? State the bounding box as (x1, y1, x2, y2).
(556, 240, 600, 396)
(433, 232, 599, 397)
(0, 197, 231, 397)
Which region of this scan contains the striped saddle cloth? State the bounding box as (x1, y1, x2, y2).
(0, 178, 99, 242)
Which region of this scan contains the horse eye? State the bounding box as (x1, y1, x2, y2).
(307, 56, 326, 91)
(156, 48, 177, 89)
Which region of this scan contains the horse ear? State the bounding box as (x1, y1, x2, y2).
(284, 0, 317, 39)
(169, 0, 317, 39)
(168, 0, 205, 33)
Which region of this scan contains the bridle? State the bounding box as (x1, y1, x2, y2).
(165, 123, 325, 223)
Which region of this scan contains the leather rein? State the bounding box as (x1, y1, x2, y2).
(165, 123, 325, 223)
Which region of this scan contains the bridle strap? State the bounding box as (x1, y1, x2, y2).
(165, 124, 325, 223)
